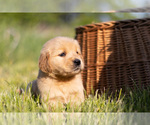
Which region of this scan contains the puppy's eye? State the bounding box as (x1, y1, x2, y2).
(59, 52, 66, 57)
(76, 51, 79, 54)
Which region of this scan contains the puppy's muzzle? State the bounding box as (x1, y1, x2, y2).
(73, 59, 81, 67)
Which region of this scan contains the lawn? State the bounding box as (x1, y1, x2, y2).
(0, 17, 150, 113)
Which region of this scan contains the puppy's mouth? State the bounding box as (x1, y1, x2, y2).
(52, 66, 81, 77)
(73, 66, 81, 72)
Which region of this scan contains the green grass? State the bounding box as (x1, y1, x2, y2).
(1, 18, 150, 113)
(1, 85, 150, 112)
(0, 86, 123, 112)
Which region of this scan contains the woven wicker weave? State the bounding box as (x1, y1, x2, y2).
(75, 18, 150, 94)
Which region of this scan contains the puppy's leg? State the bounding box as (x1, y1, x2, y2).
(68, 92, 84, 106)
(16, 88, 24, 95)
(27, 80, 39, 97)
(48, 97, 66, 111)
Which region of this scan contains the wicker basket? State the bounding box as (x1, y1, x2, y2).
(75, 18, 150, 94)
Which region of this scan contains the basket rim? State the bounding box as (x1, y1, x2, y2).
(75, 18, 150, 31)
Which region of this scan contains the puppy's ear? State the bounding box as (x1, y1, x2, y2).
(39, 52, 52, 73)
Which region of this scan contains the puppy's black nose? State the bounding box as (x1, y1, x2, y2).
(73, 59, 81, 66)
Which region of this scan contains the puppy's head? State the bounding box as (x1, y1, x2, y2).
(39, 36, 84, 77)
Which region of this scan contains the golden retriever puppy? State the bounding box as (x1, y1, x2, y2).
(27, 36, 84, 106)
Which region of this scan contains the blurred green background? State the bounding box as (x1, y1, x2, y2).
(0, 0, 150, 12)
(0, 13, 148, 91)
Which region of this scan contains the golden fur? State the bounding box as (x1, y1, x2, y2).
(27, 36, 84, 106)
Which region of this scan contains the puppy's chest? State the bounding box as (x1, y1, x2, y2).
(39, 78, 82, 103)
(51, 82, 81, 101)
(57, 83, 79, 96)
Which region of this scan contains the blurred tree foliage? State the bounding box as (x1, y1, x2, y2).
(0, 13, 137, 27)
(0, 0, 140, 27)
(0, 0, 136, 12)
